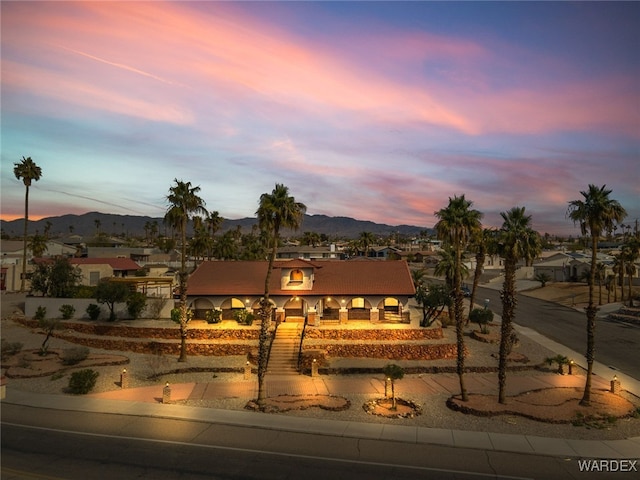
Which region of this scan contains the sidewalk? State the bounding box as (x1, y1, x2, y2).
(3, 327, 640, 460)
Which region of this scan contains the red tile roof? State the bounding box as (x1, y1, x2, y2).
(70, 258, 141, 271)
(187, 260, 415, 297)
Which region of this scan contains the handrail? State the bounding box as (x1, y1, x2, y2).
(296, 316, 308, 371)
(265, 310, 279, 372)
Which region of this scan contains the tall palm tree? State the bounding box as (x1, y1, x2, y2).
(434, 195, 483, 402)
(623, 240, 639, 307)
(164, 179, 208, 362)
(467, 228, 496, 324)
(612, 253, 623, 302)
(595, 262, 607, 306)
(13, 156, 42, 292)
(568, 184, 626, 406)
(496, 206, 541, 404)
(255, 184, 306, 404)
(358, 231, 376, 257)
(206, 211, 223, 260)
(434, 246, 468, 326)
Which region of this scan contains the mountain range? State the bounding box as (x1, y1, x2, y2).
(0, 212, 431, 240)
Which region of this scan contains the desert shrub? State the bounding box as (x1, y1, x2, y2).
(68, 369, 99, 394)
(233, 309, 254, 326)
(469, 308, 494, 334)
(86, 303, 101, 321)
(126, 292, 147, 319)
(1, 338, 24, 362)
(61, 347, 90, 366)
(59, 304, 75, 320)
(206, 309, 222, 324)
(171, 307, 193, 324)
(34, 306, 47, 321)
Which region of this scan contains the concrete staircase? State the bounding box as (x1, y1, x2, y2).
(267, 323, 301, 376)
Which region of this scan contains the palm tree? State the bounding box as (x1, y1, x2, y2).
(623, 240, 639, 307)
(206, 211, 223, 260)
(13, 156, 42, 292)
(496, 206, 541, 404)
(595, 262, 607, 306)
(568, 184, 626, 406)
(255, 184, 306, 405)
(434, 195, 483, 402)
(467, 228, 496, 324)
(358, 231, 376, 257)
(164, 179, 208, 362)
(434, 246, 468, 326)
(612, 253, 623, 302)
(28, 232, 48, 258)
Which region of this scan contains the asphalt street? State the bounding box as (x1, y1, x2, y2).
(474, 287, 640, 381)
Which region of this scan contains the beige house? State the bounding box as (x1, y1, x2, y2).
(186, 259, 416, 325)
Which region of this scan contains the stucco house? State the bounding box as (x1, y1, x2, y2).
(186, 259, 416, 325)
(69, 257, 142, 286)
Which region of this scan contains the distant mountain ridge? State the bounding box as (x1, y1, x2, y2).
(0, 212, 431, 240)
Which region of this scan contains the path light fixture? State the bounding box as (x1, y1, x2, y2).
(568, 360, 574, 375)
(163, 382, 171, 404)
(610, 375, 621, 394)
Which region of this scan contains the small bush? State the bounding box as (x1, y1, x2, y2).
(469, 308, 494, 334)
(61, 347, 90, 366)
(34, 306, 47, 321)
(59, 304, 75, 320)
(68, 369, 99, 394)
(233, 309, 254, 326)
(1, 338, 24, 361)
(86, 303, 101, 321)
(126, 292, 147, 319)
(206, 309, 222, 324)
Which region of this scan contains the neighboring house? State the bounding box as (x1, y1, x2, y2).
(1, 240, 77, 291)
(533, 251, 615, 282)
(69, 257, 142, 286)
(276, 244, 343, 260)
(186, 259, 416, 325)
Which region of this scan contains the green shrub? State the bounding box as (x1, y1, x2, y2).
(233, 309, 254, 326)
(206, 309, 222, 324)
(59, 304, 75, 320)
(1, 338, 24, 361)
(61, 347, 90, 366)
(34, 306, 47, 321)
(126, 292, 147, 319)
(469, 308, 494, 334)
(86, 303, 101, 321)
(68, 369, 99, 394)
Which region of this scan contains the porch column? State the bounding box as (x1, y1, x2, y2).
(339, 307, 348, 324)
(275, 307, 285, 323)
(369, 307, 379, 323)
(307, 307, 318, 326)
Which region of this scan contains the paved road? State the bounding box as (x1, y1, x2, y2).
(476, 286, 640, 381)
(1, 404, 598, 480)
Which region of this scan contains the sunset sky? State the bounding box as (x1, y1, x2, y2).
(1, 1, 638, 236)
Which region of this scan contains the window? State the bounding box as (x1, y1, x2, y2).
(289, 269, 304, 284)
(351, 297, 365, 309)
(89, 271, 100, 286)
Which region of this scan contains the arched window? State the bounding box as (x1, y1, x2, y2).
(289, 269, 304, 284)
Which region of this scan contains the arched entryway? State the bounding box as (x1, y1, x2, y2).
(283, 296, 307, 322)
(191, 298, 214, 320)
(347, 297, 371, 320)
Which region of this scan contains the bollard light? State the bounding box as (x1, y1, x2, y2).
(610, 375, 621, 394)
(568, 360, 574, 375)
